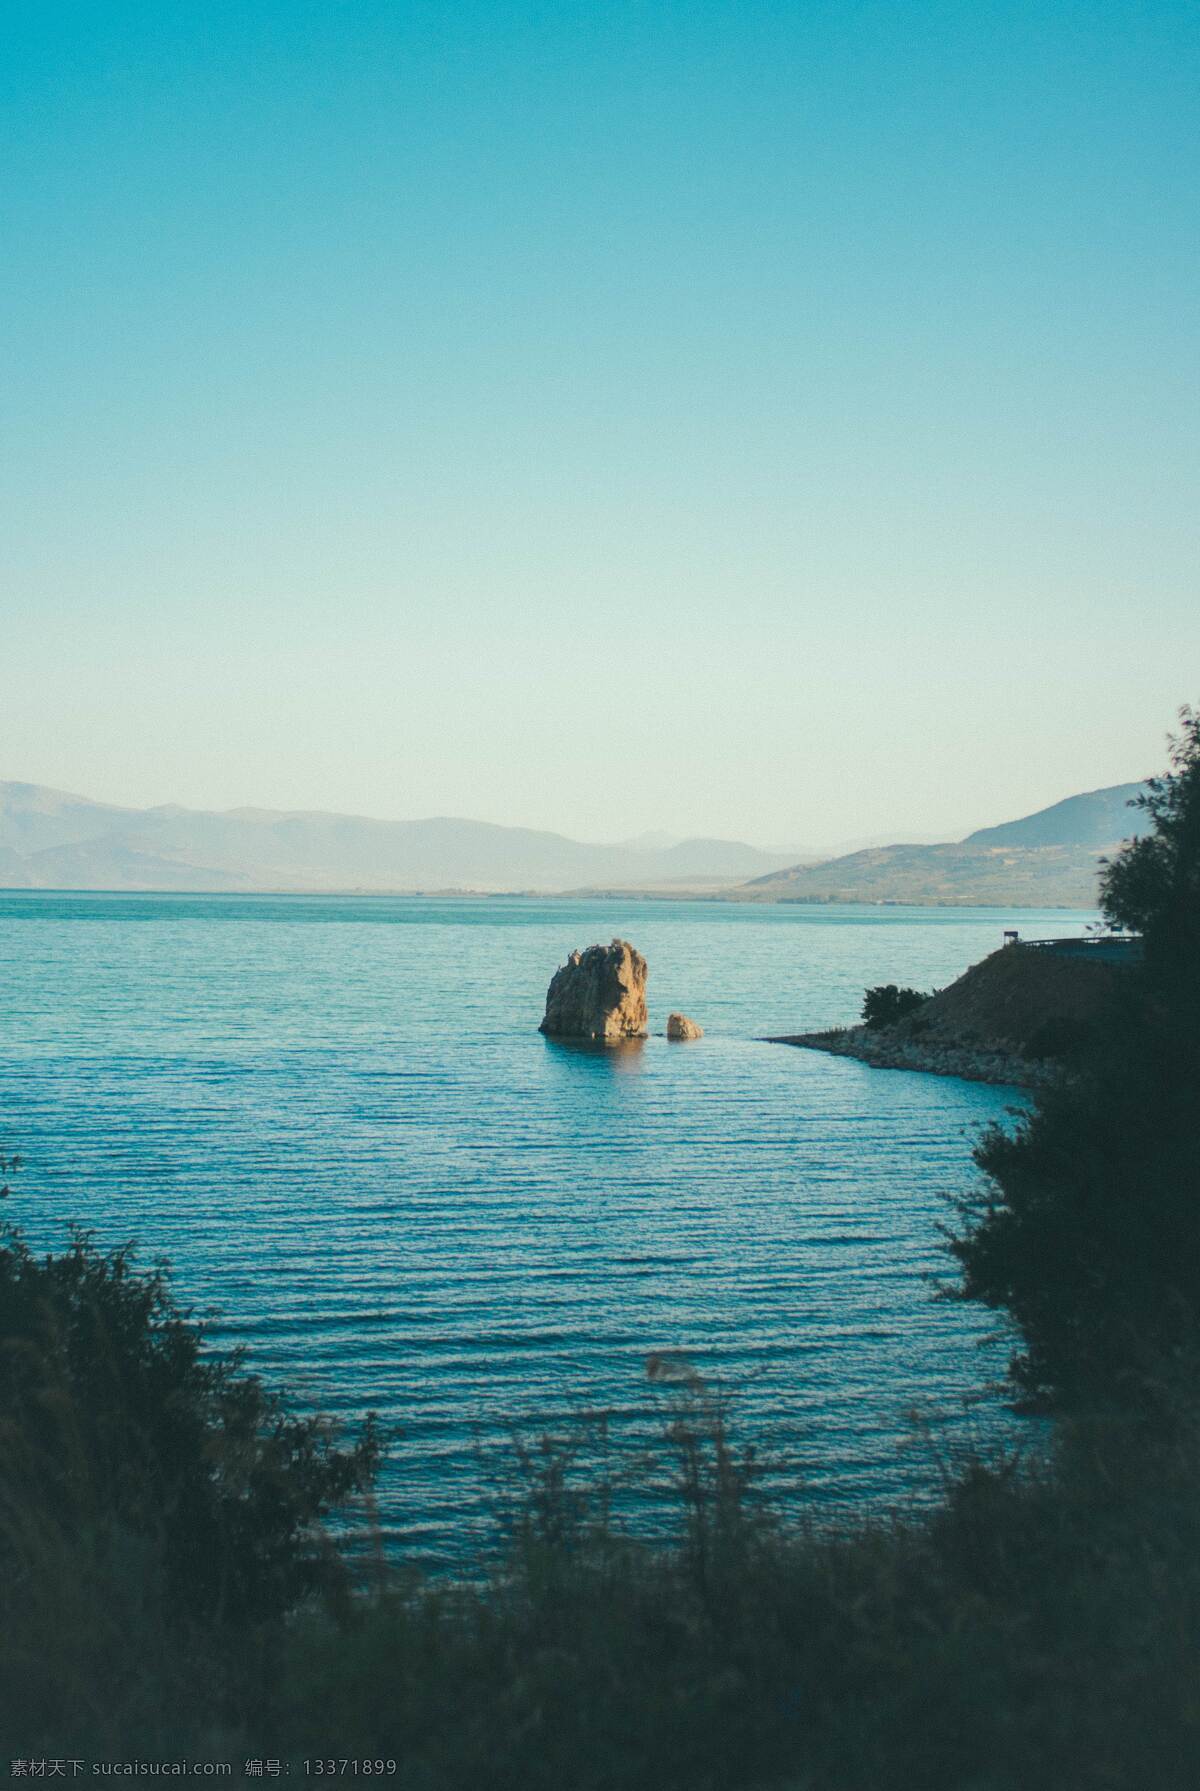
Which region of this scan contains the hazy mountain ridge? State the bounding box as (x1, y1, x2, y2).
(0, 783, 795, 892)
(734, 782, 1151, 908)
(0, 778, 1152, 901)
(964, 782, 1148, 849)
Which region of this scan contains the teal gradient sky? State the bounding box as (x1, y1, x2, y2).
(3, 1, 1197, 847)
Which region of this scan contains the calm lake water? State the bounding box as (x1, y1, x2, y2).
(0, 894, 1090, 1561)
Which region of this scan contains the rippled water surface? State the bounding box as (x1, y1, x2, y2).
(0, 895, 1089, 1559)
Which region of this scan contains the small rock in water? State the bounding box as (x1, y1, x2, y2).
(646, 1351, 705, 1387)
(539, 938, 648, 1041)
(666, 1012, 703, 1040)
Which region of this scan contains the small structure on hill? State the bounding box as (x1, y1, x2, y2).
(539, 939, 648, 1041)
(666, 1012, 703, 1040)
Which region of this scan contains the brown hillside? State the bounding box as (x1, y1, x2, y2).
(898, 943, 1123, 1056)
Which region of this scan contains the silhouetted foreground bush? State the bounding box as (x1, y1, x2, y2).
(951, 706, 1200, 1415)
(0, 1218, 378, 1746)
(273, 1408, 1200, 1791)
(4, 1220, 1200, 1787)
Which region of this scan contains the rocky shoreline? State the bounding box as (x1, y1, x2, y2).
(765, 1025, 1058, 1090)
(763, 939, 1129, 1091)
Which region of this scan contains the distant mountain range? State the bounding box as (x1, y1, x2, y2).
(0, 778, 1151, 904)
(733, 782, 1151, 908)
(0, 783, 799, 893)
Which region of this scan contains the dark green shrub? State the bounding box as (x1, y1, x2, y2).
(1101, 705, 1200, 1002)
(0, 1223, 380, 1628)
(862, 984, 932, 1028)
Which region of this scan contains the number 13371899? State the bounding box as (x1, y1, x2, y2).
(304, 1763, 396, 1776)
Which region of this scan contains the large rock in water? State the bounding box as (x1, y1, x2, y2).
(540, 939, 648, 1041)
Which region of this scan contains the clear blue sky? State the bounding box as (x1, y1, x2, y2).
(2, 0, 1196, 848)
